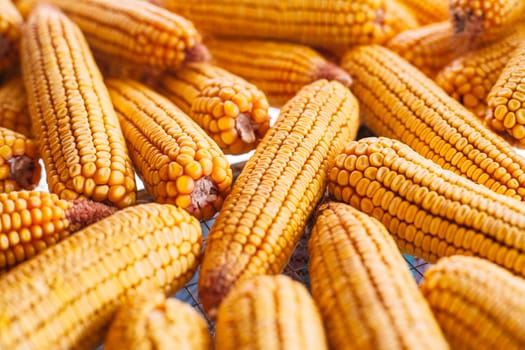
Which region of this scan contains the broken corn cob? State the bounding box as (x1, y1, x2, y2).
(341, 45, 525, 201)
(215, 275, 328, 350)
(435, 28, 525, 119)
(398, 0, 449, 25)
(0, 202, 202, 349)
(106, 78, 232, 220)
(104, 291, 211, 350)
(198, 80, 360, 317)
(159, 62, 270, 155)
(420, 256, 525, 350)
(0, 76, 31, 136)
(206, 38, 352, 106)
(21, 4, 136, 208)
(328, 137, 525, 277)
(0, 191, 116, 270)
(309, 202, 448, 350)
(0, 0, 22, 73)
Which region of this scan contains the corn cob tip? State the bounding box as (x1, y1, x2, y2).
(235, 112, 258, 144)
(8, 155, 40, 190)
(185, 43, 211, 64)
(452, 8, 484, 41)
(187, 176, 219, 215)
(314, 62, 352, 87)
(65, 199, 118, 231)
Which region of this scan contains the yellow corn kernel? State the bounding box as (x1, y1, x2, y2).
(0, 76, 31, 136)
(421, 256, 525, 350)
(0, 202, 202, 349)
(20, 4, 136, 208)
(0, 0, 22, 73)
(398, 0, 449, 25)
(309, 202, 448, 350)
(198, 80, 360, 317)
(215, 275, 328, 350)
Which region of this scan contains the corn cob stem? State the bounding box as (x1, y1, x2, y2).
(0, 76, 31, 136)
(0, 0, 22, 73)
(309, 202, 448, 350)
(198, 80, 359, 317)
(0, 202, 202, 349)
(340, 45, 525, 201)
(420, 256, 525, 350)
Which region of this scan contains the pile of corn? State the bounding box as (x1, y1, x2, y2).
(1, 0, 525, 349)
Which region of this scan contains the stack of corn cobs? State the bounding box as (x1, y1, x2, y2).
(1, 0, 525, 348)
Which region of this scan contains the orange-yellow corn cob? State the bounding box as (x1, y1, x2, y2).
(0, 0, 22, 73)
(20, 5, 136, 208)
(420, 256, 525, 350)
(198, 80, 360, 317)
(340, 45, 525, 201)
(486, 41, 525, 143)
(398, 0, 449, 24)
(104, 291, 211, 350)
(215, 275, 328, 350)
(435, 28, 525, 119)
(0, 202, 202, 349)
(0, 191, 116, 270)
(151, 0, 403, 50)
(450, 0, 525, 43)
(0, 76, 31, 136)
(106, 78, 232, 220)
(159, 62, 270, 155)
(309, 202, 448, 350)
(383, 0, 420, 35)
(386, 22, 468, 78)
(206, 38, 352, 106)
(328, 137, 525, 277)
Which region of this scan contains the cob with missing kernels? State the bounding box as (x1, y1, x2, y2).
(0, 0, 22, 73)
(0, 76, 31, 136)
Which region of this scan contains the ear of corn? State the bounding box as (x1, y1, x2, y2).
(0, 202, 202, 350)
(309, 201, 448, 350)
(398, 0, 449, 25)
(197, 80, 360, 317)
(0, 76, 31, 136)
(328, 137, 525, 278)
(340, 45, 525, 202)
(20, 4, 136, 208)
(0, 0, 22, 73)
(383, 0, 420, 35)
(106, 78, 232, 220)
(215, 275, 328, 350)
(104, 291, 211, 350)
(435, 28, 525, 119)
(205, 38, 352, 106)
(159, 62, 270, 155)
(420, 255, 525, 350)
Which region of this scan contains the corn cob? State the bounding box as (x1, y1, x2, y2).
(106, 78, 232, 220)
(206, 38, 352, 107)
(398, 0, 449, 25)
(104, 291, 211, 350)
(215, 275, 328, 350)
(20, 4, 136, 208)
(383, 0, 420, 35)
(151, 0, 403, 50)
(0, 76, 31, 136)
(435, 28, 525, 119)
(450, 0, 525, 43)
(309, 201, 448, 350)
(0, 0, 22, 73)
(198, 80, 360, 317)
(0, 202, 202, 349)
(159, 62, 270, 155)
(328, 137, 525, 277)
(340, 45, 525, 201)
(386, 22, 467, 78)
(420, 256, 525, 350)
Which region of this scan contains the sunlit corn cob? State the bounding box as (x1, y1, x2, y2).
(0, 0, 22, 73)
(198, 80, 360, 317)
(435, 28, 525, 118)
(0, 202, 202, 349)
(152, 0, 399, 50)
(486, 41, 525, 143)
(159, 62, 270, 155)
(206, 38, 352, 106)
(104, 291, 211, 350)
(20, 5, 136, 208)
(215, 275, 328, 350)
(340, 45, 525, 201)
(107, 78, 232, 220)
(398, 0, 449, 24)
(328, 137, 525, 277)
(386, 22, 467, 78)
(420, 256, 525, 350)
(450, 0, 525, 43)
(0, 76, 31, 136)
(309, 202, 448, 350)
